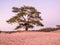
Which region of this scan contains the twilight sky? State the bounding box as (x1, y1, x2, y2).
(0, 0, 60, 31)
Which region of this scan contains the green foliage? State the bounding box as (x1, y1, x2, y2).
(7, 6, 44, 31)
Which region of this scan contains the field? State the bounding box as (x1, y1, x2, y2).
(0, 30, 60, 45)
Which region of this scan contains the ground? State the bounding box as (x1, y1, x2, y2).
(0, 30, 60, 45)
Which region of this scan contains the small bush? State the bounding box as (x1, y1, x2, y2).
(56, 25, 60, 30)
(39, 27, 58, 32)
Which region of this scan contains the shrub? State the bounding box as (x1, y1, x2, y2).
(39, 27, 58, 32)
(56, 25, 60, 30)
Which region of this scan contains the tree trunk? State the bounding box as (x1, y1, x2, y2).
(25, 26, 28, 31)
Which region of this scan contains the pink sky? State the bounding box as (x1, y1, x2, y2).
(0, 0, 60, 31)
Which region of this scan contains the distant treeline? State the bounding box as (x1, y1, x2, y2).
(0, 25, 60, 33)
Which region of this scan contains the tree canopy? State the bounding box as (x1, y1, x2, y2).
(7, 6, 44, 31)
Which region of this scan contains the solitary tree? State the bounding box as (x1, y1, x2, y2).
(7, 6, 44, 31)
